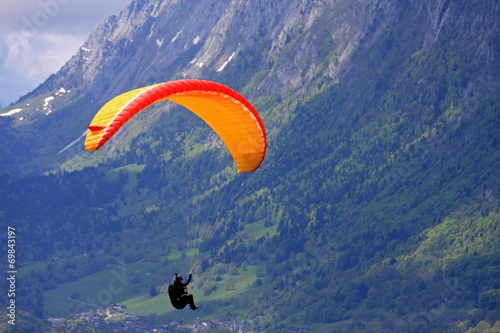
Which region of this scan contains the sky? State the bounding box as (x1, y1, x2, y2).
(0, 0, 132, 107)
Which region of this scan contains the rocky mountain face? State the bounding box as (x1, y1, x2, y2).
(2, 0, 498, 176)
(28, 0, 498, 98)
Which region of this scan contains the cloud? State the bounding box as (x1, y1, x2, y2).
(0, 0, 132, 35)
(0, 0, 131, 106)
(0, 31, 83, 106)
(6, 31, 83, 81)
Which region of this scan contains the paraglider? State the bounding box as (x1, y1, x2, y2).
(168, 273, 198, 310)
(85, 79, 266, 173)
(85, 79, 266, 310)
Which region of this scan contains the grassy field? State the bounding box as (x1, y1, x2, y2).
(123, 261, 264, 321)
(17, 260, 49, 277)
(244, 219, 276, 239)
(39, 252, 264, 322)
(38, 239, 261, 317)
(43, 261, 160, 317)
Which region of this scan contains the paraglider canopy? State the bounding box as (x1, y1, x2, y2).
(85, 79, 266, 173)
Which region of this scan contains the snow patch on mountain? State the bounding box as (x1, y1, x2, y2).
(44, 96, 55, 106)
(147, 22, 156, 40)
(0, 108, 22, 117)
(217, 52, 236, 72)
(55, 88, 68, 96)
(44, 96, 55, 115)
(171, 30, 181, 43)
(41, 88, 69, 115)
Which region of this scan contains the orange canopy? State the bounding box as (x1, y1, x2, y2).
(85, 79, 266, 173)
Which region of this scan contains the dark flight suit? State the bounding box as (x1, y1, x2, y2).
(168, 274, 198, 310)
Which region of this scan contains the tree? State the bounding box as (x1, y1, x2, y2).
(150, 284, 159, 297)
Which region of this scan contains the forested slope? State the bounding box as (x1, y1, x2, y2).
(0, 0, 499, 332)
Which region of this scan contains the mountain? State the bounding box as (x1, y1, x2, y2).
(1, 0, 499, 332)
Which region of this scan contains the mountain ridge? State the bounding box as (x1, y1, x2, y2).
(1, 0, 499, 332)
(3, 0, 498, 178)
